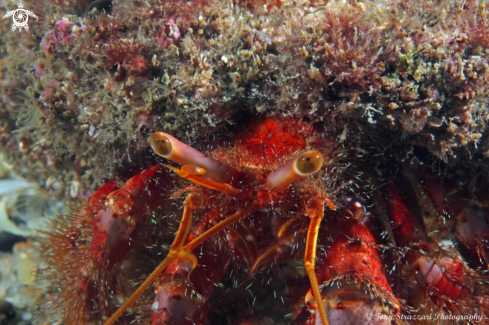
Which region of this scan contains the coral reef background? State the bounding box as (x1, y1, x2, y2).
(1, 0, 489, 323)
(1, 0, 489, 199)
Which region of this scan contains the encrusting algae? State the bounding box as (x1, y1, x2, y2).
(1, 0, 489, 198)
(2, 0, 489, 324)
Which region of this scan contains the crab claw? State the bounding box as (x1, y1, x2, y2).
(306, 218, 400, 325)
(307, 283, 393, 325)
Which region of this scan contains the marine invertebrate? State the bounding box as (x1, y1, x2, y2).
(410, 167, 489, 270)
(39, 115, 343, 324)
(39, 116, 489, 325)
(2, 0, 489, 323)
(387, 185, 476, 312)
(157, 18, 181, 50)
(41, 19, 74, 53)
(379, 171, 489, 325)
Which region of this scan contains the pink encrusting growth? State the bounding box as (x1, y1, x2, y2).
(4, 0, 489, 204)
(312, 10, 384, 92)
(103, 41, 151, 79)
(41, 20, 75, 53)
(157, 18, 181, 49)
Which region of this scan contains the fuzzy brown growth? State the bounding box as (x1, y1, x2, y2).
(313, 11, 383, 93)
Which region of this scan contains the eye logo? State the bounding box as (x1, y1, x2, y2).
(3, 3, 38, 32)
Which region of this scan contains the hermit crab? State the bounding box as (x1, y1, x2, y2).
(38, 114, 489, 325)
(39, 115, 339, 324)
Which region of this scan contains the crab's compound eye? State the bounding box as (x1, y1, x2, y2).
(150, 132, 172, 157)
(295, 151, 323, 175)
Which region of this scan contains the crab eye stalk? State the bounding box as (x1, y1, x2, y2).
(266, 150, 323, 192)
(150, 132, 231, 182)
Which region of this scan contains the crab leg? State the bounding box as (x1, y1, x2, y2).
(104, 198, 258, 325)
(103, 250, 178, 325)
(304, 197, 330, 325)
(171, 194, 199, 250)
(184, 201, 258, 252)
(103, 193, 198, 325)
(265, 151, 331, 324)
(305, 211, 400, 325)
(387, 185, 475, 312)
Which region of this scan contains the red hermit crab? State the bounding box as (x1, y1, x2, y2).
(38, 113, 404, 325)
(38, 114, 489, 325)
(39, 115, 346, 324)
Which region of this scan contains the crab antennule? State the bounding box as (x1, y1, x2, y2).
(266, 150, 324, 192)
(150, 132, 231, 182)
(165, 164, 241, 197)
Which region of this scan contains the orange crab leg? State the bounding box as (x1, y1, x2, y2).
(304, 197, 330, 325)
(103, 250, 178, 325)
(103, 200, 258, 325)
(277, 214, 302, 239)
(103, 193, 198, 325)
(184, 201, 258, 251)
(171, 194, 198, 250)
(250, 241, 287, 275)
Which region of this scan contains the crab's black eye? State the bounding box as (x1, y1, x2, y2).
(295, 151, 323, 175)
(150, 132, 172, 157)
